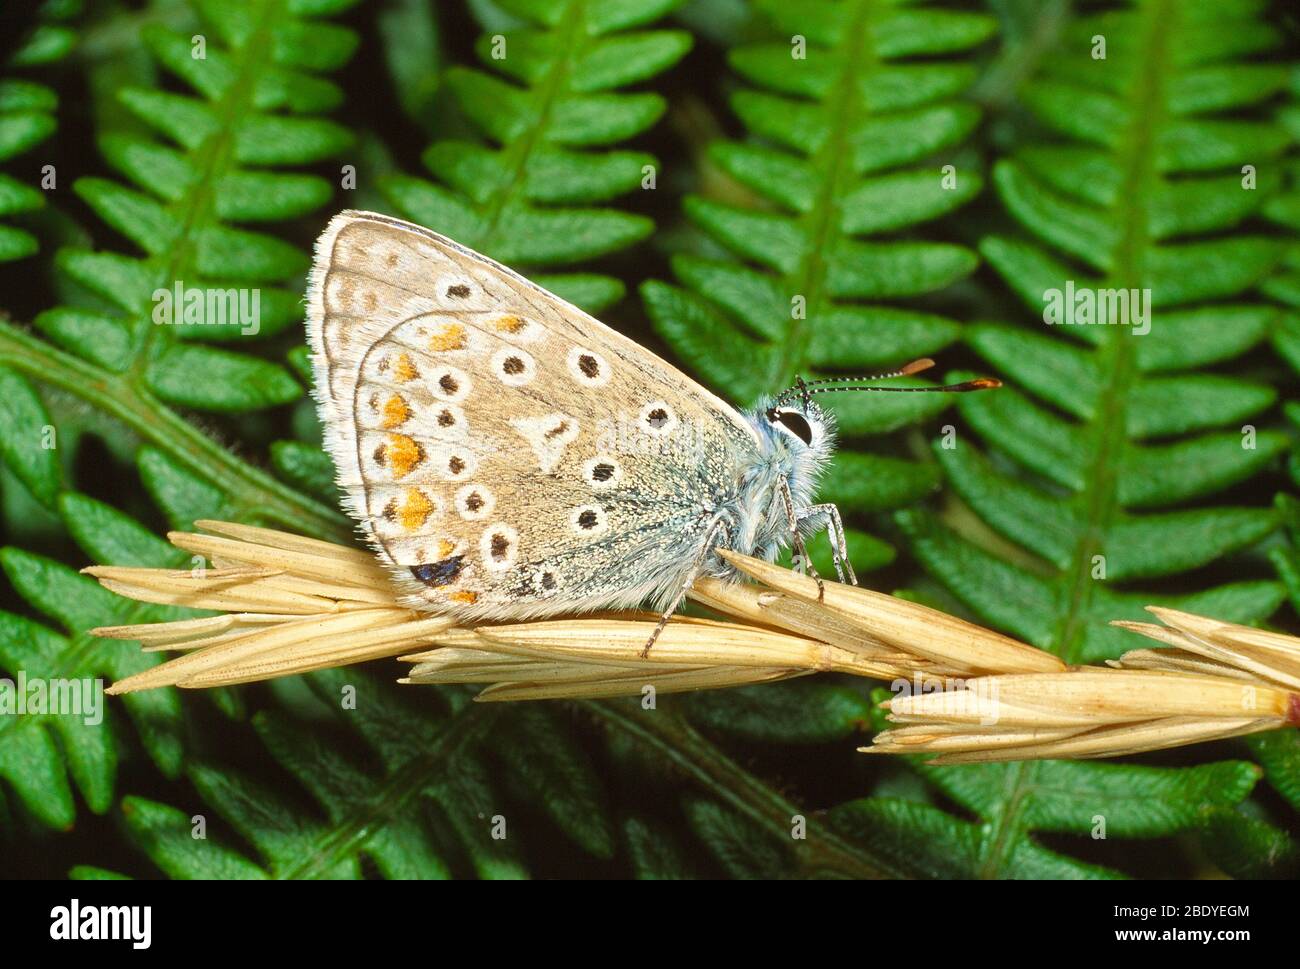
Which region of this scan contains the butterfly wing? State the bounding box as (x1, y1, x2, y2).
(307, 210, 761, 619)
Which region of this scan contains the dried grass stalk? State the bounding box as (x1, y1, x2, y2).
(85, 522, 1300, 761)
(86, 522, 1054, 699)
(865, 607, 1300, 762)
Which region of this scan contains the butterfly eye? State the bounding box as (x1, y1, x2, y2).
(773, 409, 814, 446)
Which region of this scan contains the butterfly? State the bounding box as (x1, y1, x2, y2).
(307, 211, 998, 652)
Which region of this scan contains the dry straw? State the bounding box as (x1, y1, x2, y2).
(868, 609, 1300, 763)
(86, 521, 1299, 761)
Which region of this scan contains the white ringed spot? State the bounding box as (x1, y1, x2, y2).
(582, 456, 622, 491)
(435, 273, 488, 309)
(639, 400, 678, 437)
(481, 523, 520, 572)
(567, 347, 611, 388)
(526, 566, 560, 597)
(455, 484, 496, 521)
(491, 347, 536, 387)
(429, 402, 467, 437)
(570, 504, 610, 538)
(429, 365, 471, 403)
(431, 445, 476, 481)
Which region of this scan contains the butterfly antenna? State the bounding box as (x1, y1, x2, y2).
(774, 358, 1000, 405)
(806, 377, 1002, 396)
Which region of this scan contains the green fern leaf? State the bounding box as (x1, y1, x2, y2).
(109, 663, 623, 878)
(116, 672, 477, 879)
(0, 6, 73, 262)
(622, 815, 697, 879)
(0, 0, 363, 735)
(379, 0, 691, 314)
(681, 679, 872, 745)
(883, 0, 1289, 878)
(0, 492, 190, 827)
(39, 0, 357, 421)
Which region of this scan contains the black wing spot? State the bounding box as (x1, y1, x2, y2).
(490, 532, 511, 560)
(411, 556, 463, 587)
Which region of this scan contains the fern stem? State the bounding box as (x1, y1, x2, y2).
(476, 0, 586, 246)
(0, 319, 350, 542)
(978, 0, 1176, 880)
(589, 700, 899, 878)
(279, 697, 501, 880)
(770, 0, 876, 390)
(128, 0, 286, 370)
(1055, 0, 1170, 666)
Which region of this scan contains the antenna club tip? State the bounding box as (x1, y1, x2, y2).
(970, 377, 1002, 390)
(900, 357, 936, 375)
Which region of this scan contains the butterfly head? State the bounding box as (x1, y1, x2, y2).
(754, 388, 838, 496)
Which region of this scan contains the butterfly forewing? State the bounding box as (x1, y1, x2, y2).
(307, 211, 760, 619)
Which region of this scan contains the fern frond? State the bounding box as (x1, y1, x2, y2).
(642, 0, 994, 573)
(0, 491, 189, 828)
(839, 733, 1260, 878)
(0, 0, 362, 830)
(885, 0, 1289, 879)
(41, 0, 357, 412)
(379, 0, 691, 313)
(0, 8, 74, 261)
(1261, 65, 1300, 368)
(117, 673, 508, 879)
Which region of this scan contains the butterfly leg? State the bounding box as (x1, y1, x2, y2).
(777, 480, 825, 601)
(640, 519, 727, 658)
(799, 502, 857, 586)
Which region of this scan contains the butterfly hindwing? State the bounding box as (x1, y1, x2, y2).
(307, 210, 760, 619)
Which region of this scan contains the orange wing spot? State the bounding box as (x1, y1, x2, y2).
(494, 314, 526, 334)
(385, 434, 424, 479)
(430, 322, 466, 351)
(381, 394, 411, 429)
(449, 591, 478, 604)
(397, 488, 435, 530)
(393, 353, 419, 383)
(436, 539, 457, 559)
